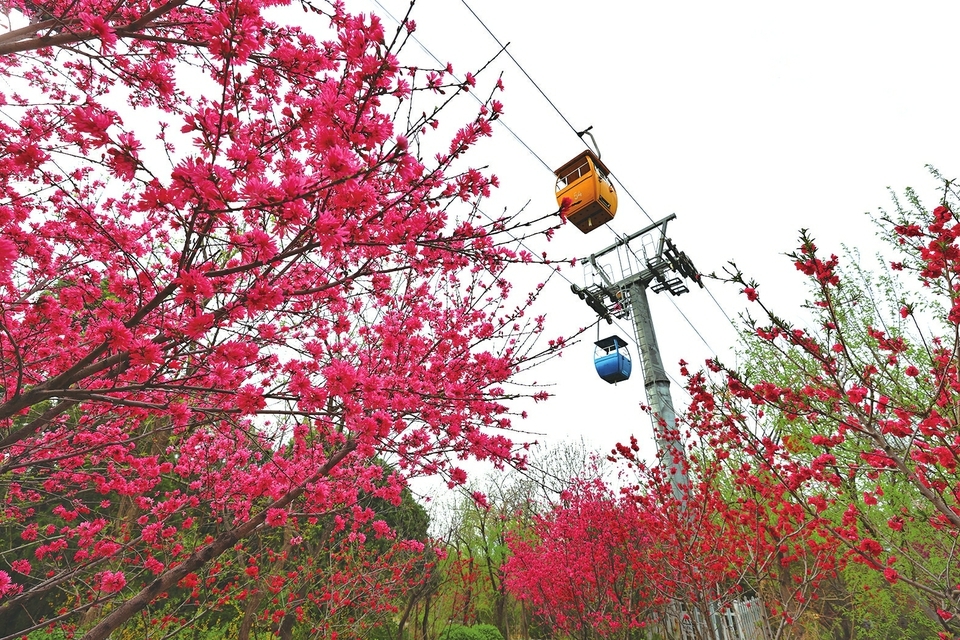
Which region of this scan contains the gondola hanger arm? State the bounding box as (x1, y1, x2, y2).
(576, 126, 602, 159)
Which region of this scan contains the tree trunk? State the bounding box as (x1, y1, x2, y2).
(421, 593, 431, 640)
(519, 600, 529, 640)
(396, 589, 419, 640)
(237, 589, 265, 640)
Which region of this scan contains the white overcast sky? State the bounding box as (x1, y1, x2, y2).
(359, 0, 960, 465)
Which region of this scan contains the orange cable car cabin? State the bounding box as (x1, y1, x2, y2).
(554, 149, 618, 234)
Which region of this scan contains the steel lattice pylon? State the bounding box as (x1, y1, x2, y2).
(574, 214, 703, 500)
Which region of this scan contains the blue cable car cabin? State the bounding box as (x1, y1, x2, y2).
(594, 335, 632, 384)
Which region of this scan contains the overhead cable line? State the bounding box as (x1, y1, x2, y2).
(369, 0, 711, 398)
(460, 1, 581, 142)
(461, 1, 660, 229)
(370, 0, 553, 173)
(366, 0, 670, 383)
(704, 281, 738, 330)
(457, 1, 740, 357)
(407, 0, 719, 393)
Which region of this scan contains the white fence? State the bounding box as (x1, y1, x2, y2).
(643, 597, 770, 640)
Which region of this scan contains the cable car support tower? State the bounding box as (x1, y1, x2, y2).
(572, 214, 702, 500)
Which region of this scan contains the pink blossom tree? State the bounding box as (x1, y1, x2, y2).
(502, 448, 831, 640)
(710, 183, 960, 638)
(507, 180, 960, 640)
(504, 476, 659, 640)
(0, 0, 558, 637)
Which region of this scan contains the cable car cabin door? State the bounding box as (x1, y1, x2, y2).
(554, 150, 618, 234)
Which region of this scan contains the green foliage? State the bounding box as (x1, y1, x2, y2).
(843, 563, 940, 640)
(439, 623, 483, 640)
(112, 617, 240, 640)
(439, 623, 506, 640)
(364, 621, 399, 640)
(361, 475, 431, 547)
(471, 623, 504, 640)
(25, 629, 68, 640)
